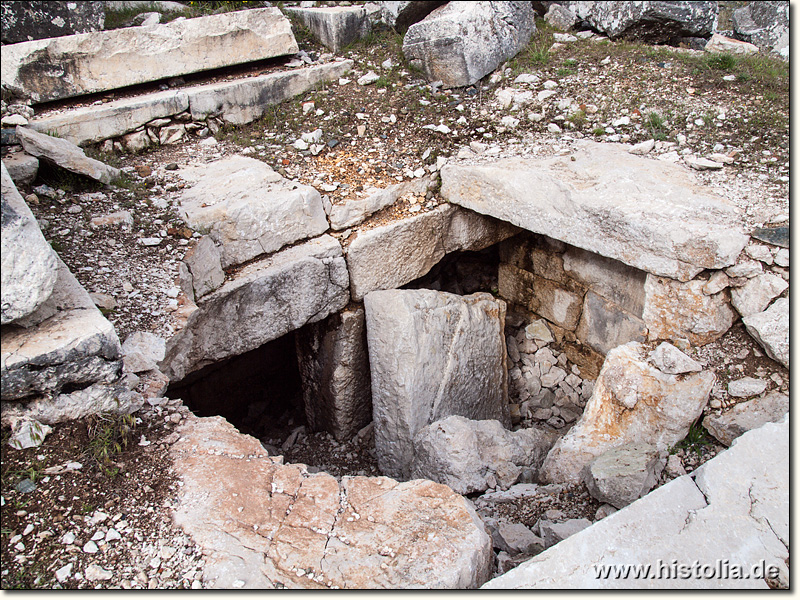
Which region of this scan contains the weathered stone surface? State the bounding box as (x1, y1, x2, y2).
(28, 90, 188, 147)
(3, 150, 39, 187)
(575, 290, 646, 356)
(1, 161, 58, 325)
(1, 1, 104, 44)
(539, 342, 714, 484)
(568, 0, 717, 44)
(583, 442, 665, 509)
(402, 2, 535, 88)
(733, 1, 788, 58)
(485, 416, 788, 589)
(727, 377, 767, 399)
(121, 331, 166, 374)
(2, 8, 298, 103)
(105, 0, 189, 12)
(1, 381, 142, 426)
(7, 417, 51, 449)
(648, 342, 702, 374)
(187, 60, 353, 125)
(544, 4, 578, 31)
(704, 33, 759, 55)
(498, 264, 584, 331)
(172, 415, 493, 589)
(703, 391, 788, 447)
(346, 204, 517, 301)
(377, 1, 446, 31)
(178, 156, 328, 268)
(295, 306, 372, 441)
(642, 275, 735, 346)
(182, 235, 224, 300)
(410, 415, 558, 494)
(285, 6, 369, 53)
(742, 298, 788, 369)
(730, 272, 787, 318)
(490, 521, 543, 556)
(538, 518, 592, 549)
(364, 290, 509, 479)
(329, 176, 432, 231)
(16, 127, 120, 185)
(441, 142, 748, 282)
(1, 256, 122, 400)
(162, 235, 349, 382)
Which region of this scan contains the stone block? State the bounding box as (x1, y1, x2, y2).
(183, 235, 225, 300)
(703, 391, 789, 446)
(498, 263, 583, 331)
(575, 290, 647, 356)
(2, 150, 39, 187)
(583, 442, 665, 509)
(742, 298, 788, 369)
(364, 290, 509, 479)
(285, 6, 369, 53)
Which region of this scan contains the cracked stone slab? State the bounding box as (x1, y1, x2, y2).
(484, 415, 788, 588)
(161, 235, 349, 382)
(177, 155, 329, 268)
(171, 415, 492, 589)
(441, 141, 749, 281)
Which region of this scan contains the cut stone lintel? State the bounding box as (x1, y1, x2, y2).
(441, 141, 749, 282)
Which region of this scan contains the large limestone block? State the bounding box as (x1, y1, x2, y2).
(178, 156, 329, 268)
(2, 257, 122, 401)
(576, 290, 647, 356)
(187, 60, 353, 125)
(28, 90, 189, 147)
(2, 8, 298, 103)
(161, 235, 349, 382)
(295, 306, 372, 441)
(703, 391, 789, 447)
(440, 141, 749, 281)
(16, 127, 120, 184)
(346, 204, 517, 301)
(742, 298, 788, 369)
(498, 263, 583, 331)
(539, 342, 714, 484)
(733, 1, 789, 59)
(1, 161, 58, 325)
(402, 2, 535, 88)
(485, 415, 788, 589)
(284, 6, 369, 53)
(172, 415, 493, 589)
(1, 0, 105, 44)
(364, 289, 509, 479)
(410, 415, 558, 495)
(642, 275, 735, 346)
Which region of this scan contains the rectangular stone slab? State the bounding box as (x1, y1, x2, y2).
(2, 7, 298, 103)
(161, 235, 350, 382)
(440, 141, 749, 281)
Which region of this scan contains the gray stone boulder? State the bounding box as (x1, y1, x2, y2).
(410, 415, 558, 494)
(2, 256, 122, 401)
(727, 377, 767, 399)
(178, 156, 328, 268)
(539, 342, 714, 484)
(121, 332, 167, 374)
(377, 1, 446, 31)
(295, 306, 372, 442)
(544, 4, 578, 31)
(730, 272, 788, 318)
(284, 6, 370, 53)
(402, 2, 535, 88)
(1, 161, 58, 325)
(1, 0, 104, 45)
(3, 150, 39, 187)
(703, 391, 789, 447)
(16, 127, 120, 185)
(583, 442, 666, 509)
(441, 141, 749, 282)
(161, 235, 349, 382)
(648, 342, 702, 375)
(2, 7, 298, 103)
(742, 298, 788, 369)
(181, 235, 225, 300)
(489, 521, 543, 555)
(733, 1, 789, 59)
(565, 1, 717, 44)
(364, 289, 509, 479)
(538, 518, 591, 549)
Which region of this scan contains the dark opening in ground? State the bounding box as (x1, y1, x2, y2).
(403, 245, 500, 295)
(166, 332, 306, 441)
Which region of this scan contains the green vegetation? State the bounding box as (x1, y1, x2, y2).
(671, 421, 714, 454)
(645, 111, 668, 141)
(84, 412, 137, 478)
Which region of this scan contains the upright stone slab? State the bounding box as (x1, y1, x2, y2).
(539, 342, 714, 484)
(177, 156, 329, 268)
(364, 289, 509, 479)
(1, 161, 58, 324)
(402, 1, 535, 88)
(2, 7, 298, 103)
(441, 141, 749, 282)
(284, 6, 369, 53)
(295, 306, 372, 441)
(172, 415, 493, 589)
(161, 235, 349, 383)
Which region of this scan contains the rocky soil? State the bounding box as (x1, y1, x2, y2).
(1, 11, 789, 589)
